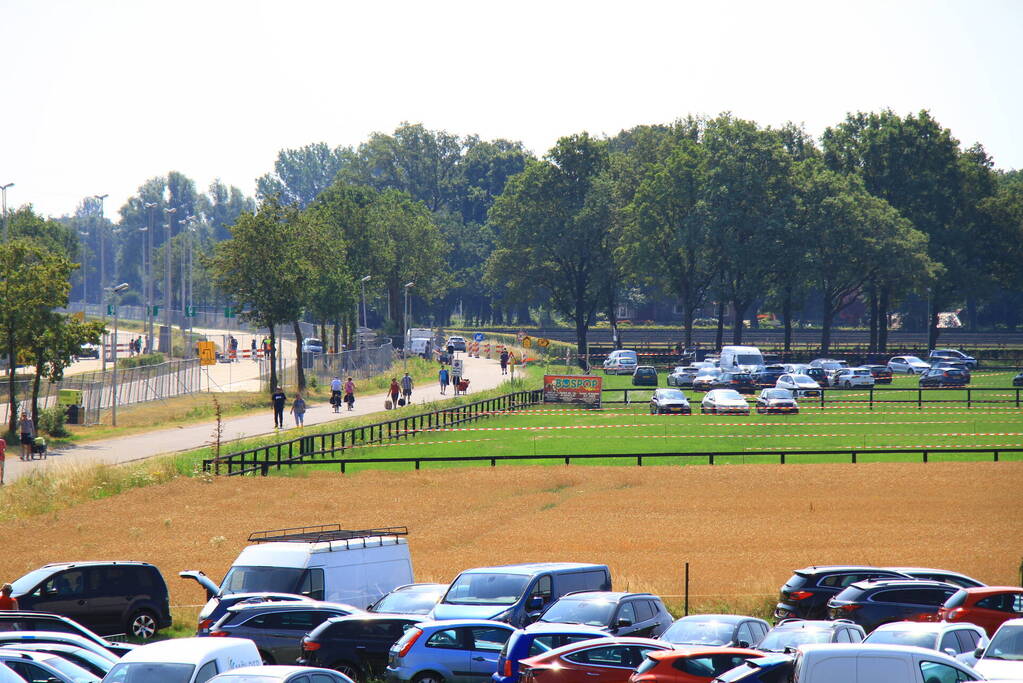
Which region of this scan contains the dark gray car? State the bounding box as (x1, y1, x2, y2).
(529, 592, 673, 638)
(207, 601, 362, 665)
(661, 614, 770, 648)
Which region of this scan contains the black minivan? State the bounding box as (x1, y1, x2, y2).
(10, 561, 172, 639)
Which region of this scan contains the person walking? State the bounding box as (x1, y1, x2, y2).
(343, 377, 355, 411)
(18, 412, 35, 461)
(401, 372, 414, 403)
(438, 365, 449, 395)
(251, 338, 258, 361)
(388, 378, 400, 409)
(290, 392, 306, 427)
(500, 349, 509, 375)
(229, 335, 239, 361)
(0, 584, 18, 610)
(0, 435, 7, 485)
(271, 386, 287, 429)
(330, 376, 343, 413)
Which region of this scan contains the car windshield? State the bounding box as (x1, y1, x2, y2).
(662, 618, 734, 645)
(986, 624, 1023, 660)
(103, 662, 196, 683)
(220, 566, 305, 595)
(39, 655, 98, 683)
(904, 356, 925, 364)
(659, 390, 686, 400)
(715, 390, 743, 400)
(11, 568, 57, 595)
(697, 369, 719, 377)
(791, 375, 814, 383)
(763, 390, 791, 400)
(373, 587, 445, 614)
(444, 573, 531, 606)
(735, 354, 762, 365)
(863, 630, 936, 649)
(758, 629, 833, 652)
(540, 598, 616, 626)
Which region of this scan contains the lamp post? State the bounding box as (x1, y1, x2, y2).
(96, 194, 109, 371)
(162, 207, 176, 354)
(403, 282, 414, 369)
(107, 283, 129, 426)
(78, 229, 89, 309)
(180, 215, 194, 349)
(360, 275, 371, 349)
(1, 182, 13, 242)
(144, 202, 157, 352)
(186, 220, 196, 356)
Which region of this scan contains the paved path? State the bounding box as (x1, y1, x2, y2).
(3, 354, 512, 483)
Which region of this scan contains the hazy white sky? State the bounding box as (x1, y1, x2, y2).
(3, 0, 1021, 219)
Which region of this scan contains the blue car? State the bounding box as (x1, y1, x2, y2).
(387, 619, 515, 683)
(492, 624, 607, 683)
(712, 654, 793, 682)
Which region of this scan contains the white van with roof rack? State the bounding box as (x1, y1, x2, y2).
(181, 524, 413, 631)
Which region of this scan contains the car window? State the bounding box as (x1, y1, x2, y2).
(955, 630, 979, 652)
(565, 645, 636, 667)
(195, 660, 219, 683)
(311, 675, 339, 683)
(291, 677, 310, 683)
(426, 628, 463, 649)
(978, 594, 1021, 612)
(633, 600, 654, 621)
(736, 623, 755, 645)
(44, 569, 86, 598)
(5, 660, 54, 683)
(298, 569, 325, 601)
(939, 632, 961, 653)
(819, 573, 864, 588)
(836, 628, 852, 643)
(677, 654, 753, 677)
(530, 576, 552, 603)
(470, 627, 511, 652)
(918, 660, 975, 682)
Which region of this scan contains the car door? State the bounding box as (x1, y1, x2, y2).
(87, 565, 131, 635)
(735, 622, 756, 648)
(271, 610, 340, 664)
(611, 602, 639, 636)
(563, 644, 661, 683)
(973, 593, 1023, 635)
(31, 569, 92, 630)
(362, 619, 417, 675)
(423, 627, 471, 683)
(467, 626, 513, 680)
(4, 660, 64, 683)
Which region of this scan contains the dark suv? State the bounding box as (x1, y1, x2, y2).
(775, 566, 911, 621)
(755, 619, 865, 652)
(530, 591, 673, 638)
(9, 561, 171, 639)
(826, 579, 959, 632)
(712, 372, 757, 394)
(298, 613, 421, 681)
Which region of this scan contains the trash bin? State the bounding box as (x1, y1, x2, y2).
(66, 404, 82, 425)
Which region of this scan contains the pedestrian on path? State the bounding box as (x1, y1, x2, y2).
(388, 378, 400, 409)
(290, 392, 306, 427)
(251, 338, 257, 361)
(0, 584, 18, 610)
(343, 377, 355, 411)
(0, 435, 6, 485)
(19, 412, 35, 460)
(271, 386, 287, 429)
(401, 373, 414, 403)
(330, 376, 343, 413)
(229, 335, 239, 361)
(500, 349, 509, 375)
(438, 365, 449, 395)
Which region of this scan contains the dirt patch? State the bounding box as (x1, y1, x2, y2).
(3, 462, 1021, 614)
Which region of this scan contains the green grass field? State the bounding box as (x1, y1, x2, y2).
(264, 369, 1023, 475)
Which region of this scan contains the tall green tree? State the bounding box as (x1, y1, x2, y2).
(27, 314, 105, 427)
(256, 142, 349, 209)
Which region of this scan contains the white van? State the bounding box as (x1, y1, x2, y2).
(603, 350, 638, 375)
(102, 637, 261, 683)
(719, 346, 765, 373)
(791, 643, 984, 683)
(181, 525, 413, 626)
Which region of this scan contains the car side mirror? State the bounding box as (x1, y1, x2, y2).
(616, 618, 633, 628)
(528, 596, 544, 611)
(974, 646, 985, 658)
(943, 648, 957, 657)
(737, 640, 750, 649)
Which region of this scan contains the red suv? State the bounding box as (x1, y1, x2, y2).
(939, 587, 1023, 636)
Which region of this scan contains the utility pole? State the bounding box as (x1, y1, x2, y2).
(360, 275, 371, 350)
(95, 194, 109, 371)
(180, 215, 193, 349)
(1, 182, 13, 242)
(163, 206, 177, 354)
(144, 202, 157, 352)
(107, 283, 129, 426)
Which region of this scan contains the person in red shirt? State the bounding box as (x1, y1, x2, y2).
(0, 584, 17, 610)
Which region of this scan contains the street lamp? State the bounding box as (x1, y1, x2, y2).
(162, 207, 177, 353)
(96, 195, 109, 371)
(107, 282, 129, 426)
(1, 182, 13, 242)
(359, 275, 371, 349)
(144, 202, 157, 352)
(78, 229, 89, 308)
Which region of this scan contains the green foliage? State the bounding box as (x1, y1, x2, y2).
(117, 352, 165, 369)
(38, 405, 69, 438)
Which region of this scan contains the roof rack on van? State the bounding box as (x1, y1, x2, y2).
(248, 524, 409, 545)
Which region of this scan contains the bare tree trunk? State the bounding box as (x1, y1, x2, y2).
(878, 287, 890, 353)
(293, 320, 306, 391)
(31, 362, 43, 432)
(868, 284, 878, 353)
(714, 300, 725, 351)
(731, 300, 747, 345)
(781, 289, 793, 359)
(268, 323, 278, 391)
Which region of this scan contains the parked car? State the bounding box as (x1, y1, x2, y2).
(710, 653, 793, 683)
(9, 561, 171, 639)
(649, 389, 692, 415)
(753, 366, 787, 387)
(667, 367, 701, 388)
(862, 621, 987, 666)
(939, 586, 1023, 636)
(808, 359, 848, 372)
(803, 368, 829, 387)
(530, 592, 673, 639)
(919, 366, 970, 387)
(887, 356, 931, 374)
(302, 338, 325, 354)
(630, 647, 762, 683)
(701, 390, 751, 415)
(603, 350, 638, 375)
(1013, 371, 1023, 387)
(386, 619, 516, 683)
(0, 613, 136, 657)
(755, 619, 864, 653)
(931, 360, 972, 379)
(208, 665, 355, 683)
(0, 648, 100, 683)
(632, 366, 659, 387)
(973, 617, 1023, 679)
(367, 584, 447, 616)
(207, 601, 363, 665)
(710, 373, 756, 395)
(883, 567, 984, 589)
(860, 365, 893, 384)
(446, 337, 468, 352)
(196, 593, 315, 635)
(0, 633, 118, 670)
(492, 625, 608, 683)
(77, 343, 100, 359)
(755, 389, 798, 415)
(661, 615, 769, 649)
(298, 613, 421, 680)
(789, 643, 985, 683)
(774, 374, 821, 398)
(831, 368, 875, 389)
(826, 579, 959, 632)
(928, 349, 978, 369)
(691, 369, 722, 392)
(1, 641, 115, 677)
(774, 566, 914, 621)
(103, 637, 262, 683)
(517, 636, 671, 683)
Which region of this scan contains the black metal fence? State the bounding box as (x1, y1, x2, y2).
(205, 388, 544, 476)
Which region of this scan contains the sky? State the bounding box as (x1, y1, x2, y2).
(2, 0, 1021, 219)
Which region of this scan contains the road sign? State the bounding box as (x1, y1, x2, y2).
(197, 341, 217, 366)
(521, 335, 532, 348)
(473, 332, 485, 342)
(106, 304, 115, 315)
(224, 306, 236, 318)
(185, 305, 196, 318)
(537, 338, 550, 348)
(148, 305, 160, 316)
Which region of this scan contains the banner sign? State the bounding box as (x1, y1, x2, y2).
(543, 375, 602, 406)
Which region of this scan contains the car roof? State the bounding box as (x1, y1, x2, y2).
(119, 637, 255, 662)
(870, 621, 977, 634)
(797, 643, 964, 659)
(675, 614, 761, 624)
(522, 623, 609, 635)
(846, 579, 954, 591)
(525, 636, 670, 661)
(227, 600, 361, 614)
(648, 646, 762, 659)
(222, 665, 338, 676)
(458, 563, 605, 575)
(794, 565, 906, 575)
(417, 619, 515, 630)
(557, 591, 654, 601)
(883, 567, 980, 579)
(772, 620, 847, 630)
(324, 613, 420, 625)
(958, 586, 1023, 596)
(34, 561, 154, 572)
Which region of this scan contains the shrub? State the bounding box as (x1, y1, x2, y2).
(38, 405, 70, 438)
(117, 353, 165, 369)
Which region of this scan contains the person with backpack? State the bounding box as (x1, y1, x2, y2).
(18, 412, 35, 461)
(500, 349, 510, 375)
(438, 365, 449, 395)
(330, 376, 343, 413)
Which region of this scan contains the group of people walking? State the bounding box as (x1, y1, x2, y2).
(388, 373, 414, 408)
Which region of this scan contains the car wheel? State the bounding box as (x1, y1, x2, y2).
(258, 650, 275, 665)
(844, 381, 851, 389)
(332, 662, 362, 682)
(413, 672, 445, 683)
(127, 609, 159, 639)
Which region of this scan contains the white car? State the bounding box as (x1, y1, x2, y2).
(603, 349, 638, 375)
(888, 355, 931, 374)
(794, 643, 986, 683)
(974, 618, 1023, 679)
(209, 665, 354, 683)
(782, 363, 810, 375)
(832, 368, 876, 389)
(809, 358, 849, 372)
(701, 389, 750, 415)
(667, 366, 700, 387)
(863, 621, 988, 667)
(776, 373, 822, 397)
(691, 368, 721, 392)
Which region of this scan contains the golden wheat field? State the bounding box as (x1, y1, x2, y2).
(2, 463, 1021, 618)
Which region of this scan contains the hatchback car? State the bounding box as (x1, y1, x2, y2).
(808, 359, 848, 372)
(0, 648, 99, 683)
(710, 373, 756, 394)
(862, 621, 987, 666)
(518, 637, 671, 683)
(831, 368, 875, 389)
(826, 579, 959, 632)
(531, 593, 673, 639)
(667, 367, 701, 388)
(10, 561, 171, 639)
(367, 584, 447, 616)
(754, 619, 864, 653)
(919, 366, 970, 387)
(650, 389, 692, 415)
(701, 390, 750, 415)
(387, 619, 516, 683)
(691, 370, 721, 392)
(492, 625, 608, 683)
(973, 617, 1023, 679)
(755, 389, 798, 415)
(0, 614, 135, 657)
(630, 647, 762, 683)
(298, 614, 420, 681)
(302, 338, 325, 354)
(861, 365, 894, 384)
(939, 587, 1023, 636)
(632, 366, 659, 387)
(208, 601, 362, 665)
(661, 616, 769, 649)
(887, 355, 930, 374)
(774, 566, 913, 621)
(774, 374, 821, 398)
(209, 665, 355, 683)
(446, 337, 468, 352)
(928, 349, 978, 369)
(603, 350, 638, 375)
(753, 366, 787, 387)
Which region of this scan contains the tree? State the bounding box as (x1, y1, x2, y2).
(256, 142, 349, 208)
(27, 314, 104, 426)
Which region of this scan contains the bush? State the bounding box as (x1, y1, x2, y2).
(38, 405, 69, 438)
(117, 353, 165, 369)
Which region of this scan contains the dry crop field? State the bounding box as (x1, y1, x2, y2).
(3, 462, 1022, 624)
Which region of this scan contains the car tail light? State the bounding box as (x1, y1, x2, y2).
(197, 619, 213, 630)
(209, 630, 229, 637)
(788, 590, 814, 601)
(504, 660, 513, 676)
(397, 628, 422, 657)
(302, 640, 321, 651)
(835, 604, 860, 613)
(944, 608, 964, 621)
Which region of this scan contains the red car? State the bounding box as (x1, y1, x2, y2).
(520, 636, 671, 683)
(939, 586, 1023, 636)
(629, 647, 762, 683)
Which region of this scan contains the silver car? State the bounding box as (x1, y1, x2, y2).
(775, 373, 822, 397)
(701, 389, 750, 415)
(667, 366, 700, 388)
(649, 389, 691, 414)
(888, 355, 931, 374)
(863, 621, 988, 667)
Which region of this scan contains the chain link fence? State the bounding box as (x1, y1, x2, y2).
(265, 341, 395, 391)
